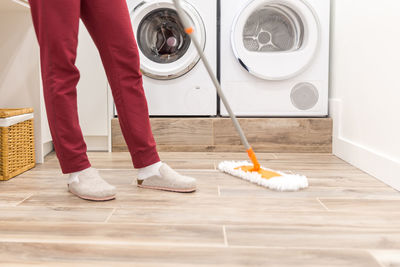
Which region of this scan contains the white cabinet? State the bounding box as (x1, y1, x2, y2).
(75, 22, 111, 151)
(0, 5, 50, 163)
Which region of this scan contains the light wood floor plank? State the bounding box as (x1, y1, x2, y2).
(319, 199, 400, 212)
(225, 225, 400, 249)
(20, 192, 324, 211)
(0, 206, 113, 223)
(0, 242, 381, 267)
(219, 186, 400, 199)
(0, 193, 33, 207)
(108, 208, 400, 227)
(0, 222, 224, 246)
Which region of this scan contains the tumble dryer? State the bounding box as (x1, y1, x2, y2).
(220, 0, 330, 116)
(114, 0, 217, 116)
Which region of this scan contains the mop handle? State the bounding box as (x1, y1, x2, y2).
(172, 0, 251, 151)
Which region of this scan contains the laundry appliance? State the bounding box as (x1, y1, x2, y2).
(220, 0, 330, 116)
(114, 0, 217, 116)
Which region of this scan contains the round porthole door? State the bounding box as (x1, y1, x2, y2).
(231, 0, 320, 80)
(129, 0, 206, 80)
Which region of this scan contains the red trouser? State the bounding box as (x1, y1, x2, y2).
(28, 0, 160, 174)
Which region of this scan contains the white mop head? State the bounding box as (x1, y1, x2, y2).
(218, 161, 308, 191)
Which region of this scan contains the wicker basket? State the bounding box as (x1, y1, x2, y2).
(0, 108, 36, 180)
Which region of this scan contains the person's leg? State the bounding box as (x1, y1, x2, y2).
(28, 0, 91, 174)
(28, 0, 116, 201)
(80, 0, 160, 169)
(79, 0, 196, 192)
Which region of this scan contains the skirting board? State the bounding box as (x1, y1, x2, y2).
(35, 140, 53, 164)
(330, 99, 400, 191)
(38, 136, 108, 163)
(83, 136, 109, 151)
(112, 117, 332, 153)
(42, 140, 53, 158)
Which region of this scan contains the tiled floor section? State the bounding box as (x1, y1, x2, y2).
(0, 151, 399, 266)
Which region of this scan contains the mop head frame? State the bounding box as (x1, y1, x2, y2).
(218, 161, 308, 192)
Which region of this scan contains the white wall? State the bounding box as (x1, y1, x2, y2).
(330, 0, 400, 190)
(0, 8, 52, 163)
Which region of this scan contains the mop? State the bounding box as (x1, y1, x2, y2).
(172, 0, 308, 191)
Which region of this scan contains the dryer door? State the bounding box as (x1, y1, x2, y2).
(129, 0, 206, 80)
(231, 0, 320, 80)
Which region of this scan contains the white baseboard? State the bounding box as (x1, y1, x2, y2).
(37, 136, 107, 164)
(35, 140, 53, 164)
(83, 136, 109, 151)
(329, 99, 400, 191)
(42, 141, 54, 157)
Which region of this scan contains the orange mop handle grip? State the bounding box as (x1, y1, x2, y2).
(247, 148, 260, 171)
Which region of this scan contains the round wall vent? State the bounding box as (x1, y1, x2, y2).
(290, 82, 319, 110)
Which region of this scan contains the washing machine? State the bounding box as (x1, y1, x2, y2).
(220, 0, 330, 116)
(114, 0, 217, 116)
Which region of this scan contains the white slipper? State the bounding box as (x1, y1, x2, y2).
(68, 167, 116, 201)
(137, 163, 196, 193)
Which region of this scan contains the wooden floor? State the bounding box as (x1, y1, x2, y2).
(1, 151, 400, 266)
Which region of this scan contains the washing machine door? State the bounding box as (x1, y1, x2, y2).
(231, 0, 320, 80)
(129, 0, 206, 80)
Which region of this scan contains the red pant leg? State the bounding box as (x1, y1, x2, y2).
(80, 0, 160, 168)
(28, 0, 91, 174)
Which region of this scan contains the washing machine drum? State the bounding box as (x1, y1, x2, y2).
(232, 0, 320, 80)
(129, 0, 206, 80)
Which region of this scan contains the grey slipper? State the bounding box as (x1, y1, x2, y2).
(68, 167, 116, 201)
(137, 163, 196, 193)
